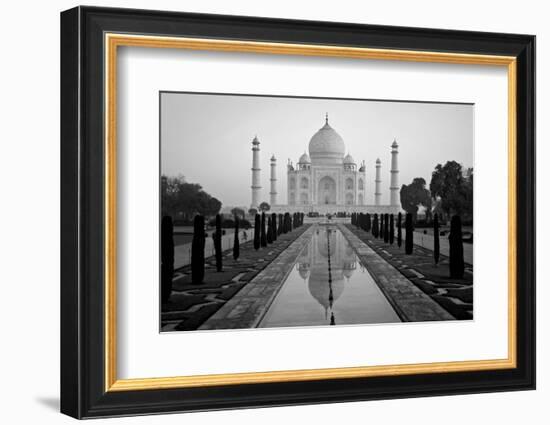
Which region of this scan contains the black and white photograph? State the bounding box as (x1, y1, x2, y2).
(160, 92, 474, 331)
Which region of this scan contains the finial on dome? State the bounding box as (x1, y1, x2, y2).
(325, 112, 329, 124)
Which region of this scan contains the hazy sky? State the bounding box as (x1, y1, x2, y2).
(161, 92, 473, 208)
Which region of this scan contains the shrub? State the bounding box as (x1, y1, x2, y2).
(161, 215, 174, 303)
(405, 213, 413, 254)
(449, 215, 465, 278)
(191, 215, 206, 284)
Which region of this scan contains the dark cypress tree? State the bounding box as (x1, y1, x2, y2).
(233, 216, 240, 261)
(405, 213, 413, 254)
(379, 214, 384, 239)
(372, 214, 379, 238)
(214, 214, 223, 272)
(449, 215, 465, 278)
(351, 212, 355, 226)
(384, 213, 389, 243)
(433, 213, 440, 265)
(397, 212, 403, 248)
(271, 213, 277, 242)
(266, 215, 273, 244)
(161, 215, 174, 303)
(389, 214, 395, 245)
(254, 214, 261, 250)
(366, 213, 371, 232)
(260, 212, 267, 247)
(278, 214, 283, 236)
(191, 215, 205, 284)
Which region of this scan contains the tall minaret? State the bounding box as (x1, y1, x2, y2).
(375, 158, 382, 206)
(270, 155, 277, 206)
(390, 139, 400, 207)
(250, 136, 261, 209)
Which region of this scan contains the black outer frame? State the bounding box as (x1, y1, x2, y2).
(60, 6, 535, 419)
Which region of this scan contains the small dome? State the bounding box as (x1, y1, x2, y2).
(376, 158, 381, 164)
(271, 154, 276, 162)
(392, 139, 399, 148)
(252, 135, 260, 145)
(298, 152, 311, 163)
(343, 153, 355, 164)
(308, 115, 345, 163)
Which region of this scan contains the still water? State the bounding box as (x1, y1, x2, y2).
(259, 225, 401, 328)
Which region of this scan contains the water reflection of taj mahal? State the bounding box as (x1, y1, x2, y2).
(296, 226, 358, 322)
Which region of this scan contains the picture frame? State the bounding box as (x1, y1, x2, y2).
(60, 5, 535, 419)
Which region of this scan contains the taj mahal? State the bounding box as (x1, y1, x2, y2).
(250, 114, 401, 215)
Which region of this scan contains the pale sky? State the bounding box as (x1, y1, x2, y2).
(161, 92, 473, 208)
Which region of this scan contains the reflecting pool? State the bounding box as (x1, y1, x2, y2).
(259, 225, 401, 328)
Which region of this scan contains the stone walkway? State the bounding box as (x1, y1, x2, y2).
(200, 225, 317, 330)
(161, 224, 311, 331)
(343, 224, 473, 320)
(338, 224, 454, 322)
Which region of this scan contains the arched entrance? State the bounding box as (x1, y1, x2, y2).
(317, 176, 336, 205)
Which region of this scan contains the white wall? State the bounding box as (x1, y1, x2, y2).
(0, 0, 546, 424)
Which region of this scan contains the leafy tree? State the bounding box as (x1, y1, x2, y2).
(161, 175, 221, 221)
(248, 208, 258, 216)
(161, 216, 174, 303)
(231, 207, 246, 219)
(400, 177, 431, 222)
(430, 161, 473, 218)
(259, 202, 271, 212)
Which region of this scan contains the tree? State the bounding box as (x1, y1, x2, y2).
(253, 214, 260, 250)
(233, 216, 240, 261)
(433, 213, 440, 265)
(259, 202, 271, 212)
(379, 214, 384, 239)
(430, 161, 473, 219)
(278, 214, 283, 236)
(231, 207, 245, 219)
(213, 214, 223, 272)
(400, 177, 431, 222)
(248, 207, 258, 217)
(161, 216, 174, 303)
(449, 215, 465, 278)
(161, 175, 222, 221)
(271, 213, 278, 242)
(191, 215, 205, 284)
(266, 215, 273, 244)
(397, 212, 403, 247)
(366, 213, 371, 232)
(372, 214, 379, 238)
(384, 213, 389, 243)
(260, 212, 267, 247)
(389, 214, 395, 245)
(405, 213, 413, 254)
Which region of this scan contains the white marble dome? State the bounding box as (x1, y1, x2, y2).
(298, 152, 311, 163)
(343, 153, 355, 164)
(308, 116, 345, 164)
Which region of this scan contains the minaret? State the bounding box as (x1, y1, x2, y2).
(375, 158, 382, 206)
(250, 136, 261, 209)
(270, 155, 277, 206)
(390, 139, 400, 207)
